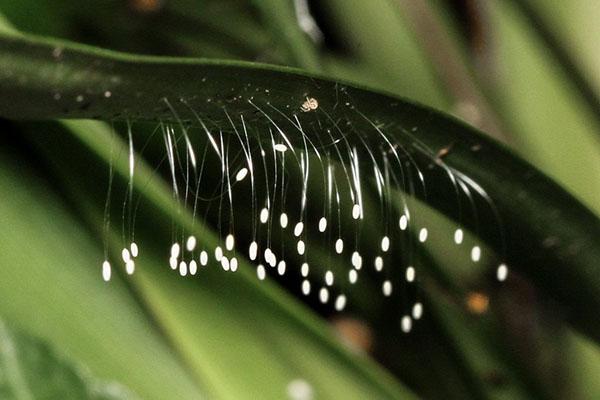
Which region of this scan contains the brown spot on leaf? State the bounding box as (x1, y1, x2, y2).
(331, 317, 373, 353)
(130, 0, 162, 13)
(466, 291, 489, 314)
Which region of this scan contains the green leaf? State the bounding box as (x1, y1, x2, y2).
(250, 0, 322, 70)
(0, 32, 599, 345)
(0, 124, 206, 400)
(509, 0, 600, 123)
(480, 1, 600, 215)
(1, 118, 417, 399)
(316, 0, 450, 108)
(0, 318, 138, 400)
(0, 0, 270, 61)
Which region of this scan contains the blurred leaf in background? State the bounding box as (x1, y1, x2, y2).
(0, 1, 599, 399)
(0, 319, 138, 400)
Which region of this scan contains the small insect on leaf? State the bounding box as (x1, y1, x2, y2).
(300, 97, 319, 112)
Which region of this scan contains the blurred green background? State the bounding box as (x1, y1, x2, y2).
(0, 1, 598, 399)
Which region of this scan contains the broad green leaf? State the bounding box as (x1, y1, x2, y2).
(0, 0, 270, 61)
(0, 32, 599, 344)
(0, 126, 206, 400)
(3, 122, 418, 399)
(512, 0, 600, 117)
(1, 3, 599, 400)
(55, 121, 522, 399)
(0, 319, 138, 400)
(482, 0, 600, 215)
(14, 119, 416, 400)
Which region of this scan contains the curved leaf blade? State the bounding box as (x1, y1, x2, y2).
(0, 33, 598, 343)
(0, 318, 139, 400)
